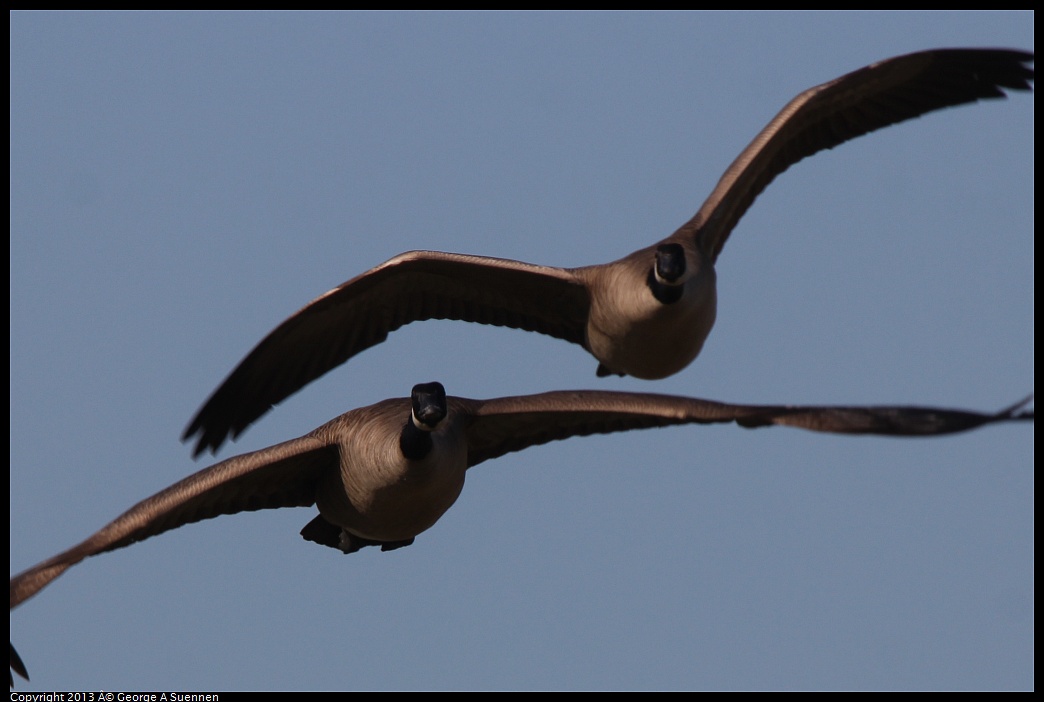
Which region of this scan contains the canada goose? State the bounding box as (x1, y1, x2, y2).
(180, 48, 1034, 457)
(10, 383, 1034, 683)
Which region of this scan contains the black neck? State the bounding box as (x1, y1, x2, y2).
(647, 269, 684, 304)
(400, 417, 434, 461)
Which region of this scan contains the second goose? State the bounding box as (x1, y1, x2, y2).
(183, 48, 1034, 456)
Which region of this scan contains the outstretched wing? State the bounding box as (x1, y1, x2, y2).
(457, 391, 1034, 468)
(10, 434, 338, 611)
(672, 48, 1034, 261)
(184, 251, 590, 457)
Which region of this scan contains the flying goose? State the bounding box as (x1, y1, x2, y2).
(10, 383, 1034, 683)
(182, 48, 1034, 457)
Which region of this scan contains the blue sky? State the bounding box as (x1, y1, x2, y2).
(10, 11, 1033, 691)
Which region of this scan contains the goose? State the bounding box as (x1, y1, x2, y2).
(181, 48, 1034, 457)
(10, 383, 1034, 683)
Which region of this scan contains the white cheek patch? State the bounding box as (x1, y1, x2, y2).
(653, 268, 686, 287)
(412, 409, 438, 432)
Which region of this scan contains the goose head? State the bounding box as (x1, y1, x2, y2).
(648, 242, 688, 304)
(400, 381, 448, 460)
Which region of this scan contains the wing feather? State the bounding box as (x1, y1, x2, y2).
(184, 251, 589, 456)
(459, 391, 1034, 468)
(11, 435, 338, 610)
(674, 49, 1034, 261)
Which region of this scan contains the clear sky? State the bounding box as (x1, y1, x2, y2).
(10, 11, 1033, 691)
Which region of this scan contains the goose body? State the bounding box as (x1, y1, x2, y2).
(182, 48, 1034, 456)
(306, 385, 467, 550)
(10, 383, 1034, 682)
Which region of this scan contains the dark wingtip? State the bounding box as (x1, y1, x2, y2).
(184, 426, 219, 460)
(995, 393, 1034, 420)
(181, 414, 213, 459)
(10, 643, 29, 687)
(181, 380, 256, 458)
(182, 414, 238, 459)
(183, 391, 275, 458)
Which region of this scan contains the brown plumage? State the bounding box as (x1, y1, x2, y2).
(11, 383, 1034, 683)
(182, 48, 1034, 457)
